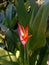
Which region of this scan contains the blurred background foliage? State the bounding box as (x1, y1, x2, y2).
(0, 0, 49, 65)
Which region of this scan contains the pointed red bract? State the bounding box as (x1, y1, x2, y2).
(18, 23, 32, 46)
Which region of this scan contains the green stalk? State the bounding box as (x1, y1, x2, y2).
(24, 45, 26, 65)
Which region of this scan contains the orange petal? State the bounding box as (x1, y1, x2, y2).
(24, 35, 32, 42)
(25, 24, 28, 36)
(21, 26, 25, 33)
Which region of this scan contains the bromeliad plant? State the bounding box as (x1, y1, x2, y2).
(0, 0, 49, 65)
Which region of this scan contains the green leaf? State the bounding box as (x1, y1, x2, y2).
(29, 5, 44, 51)
(0, 48, 17, 64)
(41, 48, 49, 65)
(15, 0, 29, 26)
(6, 3, 12, 26)
(31, 5, 44, 35)
(10, 15, 18, 29)
(36, 3, 49, 47)
(5, 29, 17, 52)
(29, 3, 49, 51)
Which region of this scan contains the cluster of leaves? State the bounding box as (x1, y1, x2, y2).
(0, 0, 49, 65)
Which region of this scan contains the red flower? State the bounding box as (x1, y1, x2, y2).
(18, 23, 32, 46)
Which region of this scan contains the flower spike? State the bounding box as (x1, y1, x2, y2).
(18, 23, 32, 46)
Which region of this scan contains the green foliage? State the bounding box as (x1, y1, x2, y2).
(0, 0, 49, 65)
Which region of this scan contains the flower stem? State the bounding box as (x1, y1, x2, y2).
(24, 45, 26, 65)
